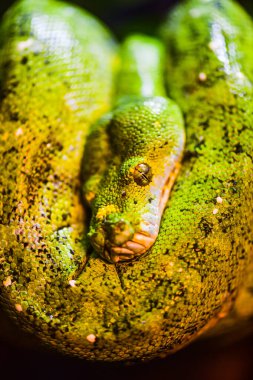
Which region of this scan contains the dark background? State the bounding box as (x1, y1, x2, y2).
(1, 1, 253, 379)
(0, 0, 253, 38)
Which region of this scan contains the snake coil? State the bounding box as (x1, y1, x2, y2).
(1, 0, 253, 362)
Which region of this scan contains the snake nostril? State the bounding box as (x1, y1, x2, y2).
(103, 215, 134, 246)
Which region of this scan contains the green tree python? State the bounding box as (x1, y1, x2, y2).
(1, 0, 253, 362)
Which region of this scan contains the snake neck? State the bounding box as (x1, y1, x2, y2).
(115, 34, 167, 104)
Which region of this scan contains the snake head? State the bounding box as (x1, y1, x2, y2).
(85, 96, 185, 263)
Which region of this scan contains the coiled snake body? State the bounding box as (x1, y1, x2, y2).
(1, 0, 253, 362)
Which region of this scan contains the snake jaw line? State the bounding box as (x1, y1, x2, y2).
(159, 161, 182, 215)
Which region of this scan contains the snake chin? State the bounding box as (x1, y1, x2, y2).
(106, 229, 158, 263)
(89, 218, 159, 263)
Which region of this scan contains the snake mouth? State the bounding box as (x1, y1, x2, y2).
(89, 218, 159, 263)
(89, 219, 158, 263)
(105, 229, 158, 263)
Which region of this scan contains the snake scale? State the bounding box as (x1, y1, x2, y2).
(1, 0, 253, 362)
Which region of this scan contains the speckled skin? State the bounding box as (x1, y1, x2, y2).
(1, 0, 253, 362)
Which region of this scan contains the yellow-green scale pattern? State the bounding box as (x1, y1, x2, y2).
(160, 0, 253, 342)
(1, 0, 253, 362)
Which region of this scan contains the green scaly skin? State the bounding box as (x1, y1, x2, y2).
(1, 0, 253, 362)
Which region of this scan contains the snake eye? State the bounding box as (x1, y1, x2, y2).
(133, 163, 153, 186)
